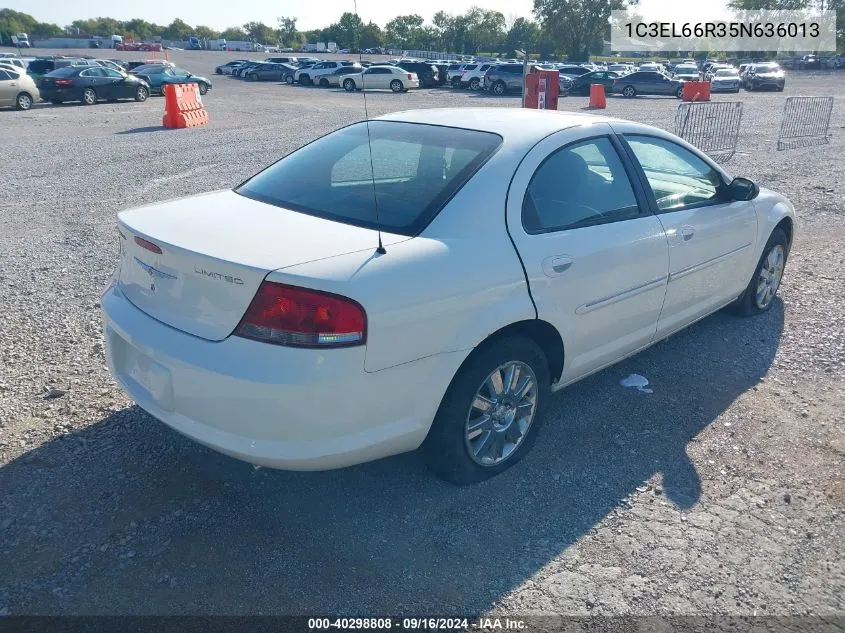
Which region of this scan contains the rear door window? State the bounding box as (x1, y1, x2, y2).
(523, 137, 641, 233)
(236, 121, 502, 236)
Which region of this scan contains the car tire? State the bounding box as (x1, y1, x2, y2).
(492, 80, 506, 95)
(285, 75, 294, 84)
(299, 74, 311, 85)
(135, 85, 149, 102)
(215, 68, 222, 74)
(451, 77, 461, 88)
(424, 336, 550, 485)
(247, 74, 257, 81)
(82, 88, 97, 105)
(15, 92, 33, 110)
(622, 85, 636, 97)
(319, 78, 329, 87)
(343, 78, 356, 91)
(198, 83, 209, 95)
(390, 79, 403, 92)
(675, 86, 684, 98)
(469, 77, 480, 90)
(726, 228, 789, 317)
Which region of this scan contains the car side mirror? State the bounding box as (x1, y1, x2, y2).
(728, 177, 759, 201)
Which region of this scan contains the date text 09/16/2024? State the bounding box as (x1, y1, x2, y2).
(307, 617, 527, 630)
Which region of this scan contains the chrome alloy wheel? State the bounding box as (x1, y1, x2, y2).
(756, 244, 785, 310)
(464, 361, 538, 466)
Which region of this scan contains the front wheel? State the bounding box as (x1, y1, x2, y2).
(675, 86, 684, 99)
(247, 74, 257, 81)
(285, 74, 294, 85)
(82, 88, 97, 105)
(390, 79, 403, 92)
(299, 74, 311, 86)
(622, 85, 636, 97)
(423, 337, 550, 485)
(492, 80, 506, 95)
(727, 228, 789, 316)
(319, 78, 330, 87)
(469, 77, 480, 90)
(198, 83, 208, 95)
(16, 92, 33, 110)
(451, 77, 461, 88)
(135, 85, 149, 102)
(343, 78, 356, 92)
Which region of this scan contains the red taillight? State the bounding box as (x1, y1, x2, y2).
(235, 282, 366, 348)
(55, 79, 73, 86)
(134, 236, 162, 254)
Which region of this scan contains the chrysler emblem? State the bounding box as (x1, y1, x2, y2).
(134, 257, 177, 281)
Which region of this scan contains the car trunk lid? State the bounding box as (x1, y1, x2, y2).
(116, 189, 404, 341)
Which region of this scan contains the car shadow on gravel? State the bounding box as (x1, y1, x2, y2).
(115, 127, 168, 135)
(0, 301, 784, 614)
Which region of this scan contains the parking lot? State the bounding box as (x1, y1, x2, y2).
(0, 49, 843, 616)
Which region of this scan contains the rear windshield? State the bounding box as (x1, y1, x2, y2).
(236, 121, 502, 236)
(45, 66, 78, 77)
(28, 60, 54, 73)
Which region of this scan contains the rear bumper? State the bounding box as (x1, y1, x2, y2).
(101, 284, 464, 470)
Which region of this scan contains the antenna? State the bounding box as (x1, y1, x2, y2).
(353, 0, 387, 255)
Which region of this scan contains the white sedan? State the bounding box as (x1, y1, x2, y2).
(710, 68, 741, 92)
(339, 65, 419, 92)
(101, 109, 795, 484)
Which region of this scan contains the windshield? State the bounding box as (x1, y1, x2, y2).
(236, 121, 502, 236)
(715, 69, 739, 77)
(756, 65, 781, 73)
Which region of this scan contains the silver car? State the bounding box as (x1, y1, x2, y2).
(0, 65, 39, 110)
(612, 70, 685, 98)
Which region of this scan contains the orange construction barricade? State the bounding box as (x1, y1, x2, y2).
(523, 68, 560, 110)
(589, 84, 606, 109)
(682, 81, 711, 102)
(162, 83, 209, 129)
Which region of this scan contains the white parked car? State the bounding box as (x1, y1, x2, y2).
(102, 108, 795, 484)
(673, 64, 701, 81)
(459, 63, 493, 90)
(295, 60, 358, 86)
(710, 68, 741, 92)
(340, 65, 418, 92)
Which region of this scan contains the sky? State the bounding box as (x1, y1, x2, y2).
(7, 0, 730, 32)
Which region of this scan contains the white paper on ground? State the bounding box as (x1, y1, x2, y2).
(620, 373, 653, 393)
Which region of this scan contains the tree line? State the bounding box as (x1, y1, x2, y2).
(1, 0, 842, 59)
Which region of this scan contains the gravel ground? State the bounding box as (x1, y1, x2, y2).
(0, 49, 843, 617)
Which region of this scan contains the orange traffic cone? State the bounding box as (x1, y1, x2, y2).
(589, 84, 606, 109)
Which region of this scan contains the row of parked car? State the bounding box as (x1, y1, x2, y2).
(220, 53, 795, 100)
(218, 57, 438, 92)
(0, 54, 212, 109)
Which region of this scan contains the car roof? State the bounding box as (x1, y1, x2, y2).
(377, 108, 620, 145)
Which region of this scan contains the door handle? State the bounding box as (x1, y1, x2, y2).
(542, 255, 574, 277)
(679, 226, 695, 241)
